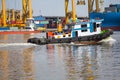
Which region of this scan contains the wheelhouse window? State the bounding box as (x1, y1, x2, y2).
(93, 23, 97, 32)
(81, 24, 87, 32)
(97, 24, 100, 27)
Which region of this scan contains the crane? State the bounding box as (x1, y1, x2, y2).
(87, 0, 104, 13)
(65, 0, 104, 23)
(65, 0, 87, 24)
(65, 0, 77, 24)
(1, 0, 7, 27)
(0, 0, 33, 27)
(87, 0, 99, 13)
(22, 0, 33, 23)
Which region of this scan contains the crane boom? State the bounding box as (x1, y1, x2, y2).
(72, 0, 76, 22)
(11, 9, 15, 22)
(65, 0, 76, 24)
(28, 0, 32, 18)
(65, 0, 101, 23)
(22, 0, 33, 23)
(95, 0, 99, 12)
(65, 0, 69, 24)
(88, 0, 92, 14)
(87, 0, 100, 14)
(22, 0, 27, 23)
(2, 0, 7, 26)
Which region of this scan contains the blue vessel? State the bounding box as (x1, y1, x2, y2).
(90, 4, 120, 31)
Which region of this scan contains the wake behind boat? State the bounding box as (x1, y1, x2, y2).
(0, 43, 36, 47)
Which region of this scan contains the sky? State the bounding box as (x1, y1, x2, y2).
(1, 0, 120, 17)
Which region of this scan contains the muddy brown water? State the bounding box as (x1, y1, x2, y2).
(0, 32, 120, 80)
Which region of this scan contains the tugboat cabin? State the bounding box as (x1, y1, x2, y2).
(71, 19, 103, 37)
(50, 19, 103, 39)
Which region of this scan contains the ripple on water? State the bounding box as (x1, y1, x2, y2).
(0, 32, 120, 80)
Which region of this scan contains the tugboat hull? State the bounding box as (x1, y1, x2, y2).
(27, 30, 113, 45)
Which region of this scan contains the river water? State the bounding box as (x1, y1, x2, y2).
(0, 32, 120, 80)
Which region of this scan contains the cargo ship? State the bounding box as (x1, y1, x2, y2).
(90, 4, 120, 31)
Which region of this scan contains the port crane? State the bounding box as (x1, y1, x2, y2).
(85, 0, 104, 13)
(0, 0, 33, 27)
(65, 0, 104, 24)
(22, 0, 33, 23)
(1, 0, 7, 26)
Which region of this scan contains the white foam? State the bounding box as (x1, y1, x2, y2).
(0, 43, 37, 47)
(98, 37, 116, 46)
(70, 42, 86, 46)
(60, 42, 87, 46)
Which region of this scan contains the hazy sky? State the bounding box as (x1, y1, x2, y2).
(1, 0, 120, 17)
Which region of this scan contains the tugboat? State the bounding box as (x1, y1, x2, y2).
(27, 19, 113, 45)
(27, 0, 113, 45)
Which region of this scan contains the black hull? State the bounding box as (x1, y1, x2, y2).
(27, 30, 113, 45)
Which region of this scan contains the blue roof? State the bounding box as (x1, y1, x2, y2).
(34, 16, 46, 21)
(36, 24, 45, 27)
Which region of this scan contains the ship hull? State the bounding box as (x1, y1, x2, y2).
(101, 26, 120, 31)
(90, 12, 120, 31)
